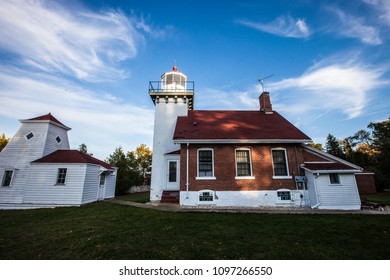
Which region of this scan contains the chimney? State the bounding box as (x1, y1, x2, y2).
(259, 91, 273, 114)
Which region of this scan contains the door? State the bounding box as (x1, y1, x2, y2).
(166, 160, 180, 190)
(98, 173, 106, 200)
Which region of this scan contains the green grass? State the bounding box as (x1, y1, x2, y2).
(115, 191, 150, 203)
(0, 202, 389, 260)
(361, 192, 390, 206)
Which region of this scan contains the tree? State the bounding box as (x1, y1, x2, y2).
(306, 142, 323, 151)
(325, 134, 345, 159)
(0, 133, 10, 152)
(367, 118, 390, 191)
(78, 143, 93, 156)
(130, 144, 152, 186)
(106, 144, 152, 195)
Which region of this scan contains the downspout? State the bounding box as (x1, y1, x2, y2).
(311, 172, 321, 209)
(186, 143, 189, 199)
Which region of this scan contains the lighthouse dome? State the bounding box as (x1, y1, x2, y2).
(161, 66, 187, 91)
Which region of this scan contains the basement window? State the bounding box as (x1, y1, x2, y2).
(277, 190, 291, 201)
(199, 191, 214, 202)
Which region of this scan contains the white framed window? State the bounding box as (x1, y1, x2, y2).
(277, 189, 291, 202)
(196, 148, 215, 179)
(99, 174, 106, 186)
(329, 173, 341, 185)
(55, 136, 62, 144)
(235, 148, 255, 179)
(56, 168, 67, 185)
(1, 170, 14, 187)
(198, 190, 215, 203)
(271, 148, 291, 179)
(25, 131, 34, 140)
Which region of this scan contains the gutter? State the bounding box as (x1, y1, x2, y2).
(174, 139, 311, 144)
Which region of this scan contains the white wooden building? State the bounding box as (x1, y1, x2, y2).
(0, 113, 117, 209)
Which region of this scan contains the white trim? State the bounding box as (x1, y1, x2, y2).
(235, 176, 255, 180)
(174, 139, 310, 144)
(235, 148, 253, 178)
(272, 176, 292, 179)
(328, 173, 341, 185)
(271, 148, 290, 177)
(301, 167, 361, 174)
(196, 177, 216, 180)
(197, 148, 215, 178)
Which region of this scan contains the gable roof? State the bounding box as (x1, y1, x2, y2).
(20, 113, 71, 131)
(173, 110, 311, 143)
(32, 150, 114, 170)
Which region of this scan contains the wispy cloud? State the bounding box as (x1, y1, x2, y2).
(0, 0, 159, 82)
(236, 15, 310, 38)
(326, 6, 382, 45)
(362, 0, 390, 25)
(0, 0, 163, 158)
(0, 68, 154, 158)
(269, 58, 388, 119)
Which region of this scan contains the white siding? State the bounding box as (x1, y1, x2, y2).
(24, 164, 86, 205)
(0, 120, 70, 205)
(81, 165, 100, 204)
(305, 171, 361, 210)
(43, 124, 70, 156)
(315, 174, 361, 210)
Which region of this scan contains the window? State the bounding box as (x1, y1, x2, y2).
(1, 170, 13, 187)
(56, 168, 67, 185)
(272, 149, 289, 177)
(55, 136, 62, 144)
(199, 191, 214, 202)
(329, 173, 340, 184)
(168, 161, 177, 182)
(197, 149, 214, 178)
(99, 174, 106, 186)
(25, 132, 34, 140)
(277, 191, 291, 201)
(236, 149, 252, 177)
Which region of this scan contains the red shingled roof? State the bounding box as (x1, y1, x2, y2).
(28, 113, 67, 127)
(32, 150, 114, 170)
(173, 110, 311, 142)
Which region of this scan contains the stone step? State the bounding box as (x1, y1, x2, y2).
(161, 190, 180, 203)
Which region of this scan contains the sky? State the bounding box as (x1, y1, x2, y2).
(0, 0, 389, 160)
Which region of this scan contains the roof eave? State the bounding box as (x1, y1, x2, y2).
(20, 119, 71, 131)
(301, 167, 362, 174)
(174, 139, 311, 144)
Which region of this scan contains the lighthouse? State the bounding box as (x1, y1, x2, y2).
(148, 66, 194, 202)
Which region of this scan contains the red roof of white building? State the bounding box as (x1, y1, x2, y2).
(32, 150, 114, 170)
(21, 113, 71, 130)
(173, 110, 311, 143)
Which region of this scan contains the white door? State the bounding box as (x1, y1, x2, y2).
(166, 160, 180, 190)
(98, 174, 106, 200)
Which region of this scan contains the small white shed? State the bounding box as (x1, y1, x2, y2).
(0, 113, 117, 209)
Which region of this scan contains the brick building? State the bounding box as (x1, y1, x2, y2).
(149, 66, 373, 210)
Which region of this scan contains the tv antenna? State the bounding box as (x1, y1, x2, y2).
(257, 74, 274, 92)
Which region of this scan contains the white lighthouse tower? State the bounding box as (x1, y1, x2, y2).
(148, 66, 194, 202)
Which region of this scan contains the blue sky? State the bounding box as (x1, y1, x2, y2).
(0, 0, 389, 160)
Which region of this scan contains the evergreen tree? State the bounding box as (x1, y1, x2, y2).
(325, 134, 345, 159)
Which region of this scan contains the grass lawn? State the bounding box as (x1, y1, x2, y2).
(361, 192, 390, 206)
(0, 201, 389, 260)
(115, 191, 150, 203)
